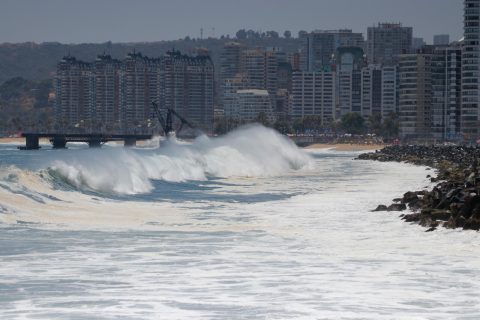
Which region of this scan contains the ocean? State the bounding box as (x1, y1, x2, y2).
(0, 125, 479, 320)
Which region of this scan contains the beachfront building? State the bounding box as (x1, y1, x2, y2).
(291, 71, 336, 125)
(398, 52, 433, 139)
(223, 74, 248, 118)
(119, 52, 159, 130)
(55, 50, 214, 133)
(231, 89, 275, 123)
(93, 54, 121, 130)
(381, 66, 399, 117)
(367, 23, 413, 66)
(461, 0, 480, 141)
(159, 50, 215, 132)
(360, 65, 382, 117)
(54, 56, 94, 130)
(336, 47, 365, 117)
(432, 43, 462, 141)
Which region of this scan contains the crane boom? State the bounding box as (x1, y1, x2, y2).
(151, 101, 196, 136)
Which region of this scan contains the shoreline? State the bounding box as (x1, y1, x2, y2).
(358, 145, 480, 232)
(305, 143, 386, 152)
(0, 137, 52, 144)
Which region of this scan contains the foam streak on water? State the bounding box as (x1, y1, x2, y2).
(0, 126, 479, 319)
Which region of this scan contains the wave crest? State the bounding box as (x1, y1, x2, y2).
(47, 125, 313, 195)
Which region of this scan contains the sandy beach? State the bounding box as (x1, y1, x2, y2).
(305, 143, 386, 152)
(0, 137, 24, 144)
(0, 137, 51, 144)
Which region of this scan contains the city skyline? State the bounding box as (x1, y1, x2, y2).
(0, 0, 462, 44)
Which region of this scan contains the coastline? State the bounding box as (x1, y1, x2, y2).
(305, 143, 386, 152)
(0, 137, 51, 145)
(358, 145, 480, 232)
(0, 137, 24, 144)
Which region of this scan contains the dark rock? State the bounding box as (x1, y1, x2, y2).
(358, 145, 480, 231)
(429, 209, 452, 221)
(463, 218, 480, 231)
(443, 217, 457, 229)
(387, 203, 407, 211)
(403, 213, 421, 223)
(403, 191, 419, 203)
(372, 205, 388, 212)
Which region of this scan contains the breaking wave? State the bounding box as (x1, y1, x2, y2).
(42, 125, 313, 195)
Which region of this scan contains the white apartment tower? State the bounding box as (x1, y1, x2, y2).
(291, 71, 336, 125)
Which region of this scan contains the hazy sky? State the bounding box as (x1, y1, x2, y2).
(0, 0, 463, 44)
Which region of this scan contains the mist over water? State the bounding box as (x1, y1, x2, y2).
(0, 125, 479, 319)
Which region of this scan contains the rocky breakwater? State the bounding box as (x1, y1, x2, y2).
(357, 145, 480, 232)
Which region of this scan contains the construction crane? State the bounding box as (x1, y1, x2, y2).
(151, 101, 196, 137)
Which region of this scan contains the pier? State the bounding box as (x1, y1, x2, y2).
(19, 133, 154, 150)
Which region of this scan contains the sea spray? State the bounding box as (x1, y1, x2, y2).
(48, 125, 314, 195)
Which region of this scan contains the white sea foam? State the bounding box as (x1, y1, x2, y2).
(49, 125, 314, 195)
(1, 149, 479, 319)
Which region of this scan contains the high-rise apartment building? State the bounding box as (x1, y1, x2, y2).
(461, 0, 480, 140)
(381, 66, 399, 117)
(367, 23, 413, 65)
(434, 34, 450, 46)
(398, 53, 433, 138)
(412, 37, 426, 50)
(54, 56, 94, 129)
(220, 42, 243, 81)
(300, 30, 364, 72)
(119, 52, 159, 129)
(239, 49, 280, 96)
(291, 71, 336, 125)
(359, 65, 398, 118)
(221, 47, 292, 120)
(360, 65, 383, 117)
(233, 89, 275, 122)
(219, 42, 244, 108)
(432, 44, 462, 140)
(93, 54, 121, 129)
(223, 74, 248, 118)
(55, 50, 214, 133)
(159, 50, 215, 132)
(336, 47, 365, 117)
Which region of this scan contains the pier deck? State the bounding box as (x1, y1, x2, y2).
(19, 133, 154, 150)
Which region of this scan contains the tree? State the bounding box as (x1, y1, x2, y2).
(292, 118, 305, 134)
(368, 113, 382, 135)
(236, 29, 247, 40)
(266, 31, 279, 39)
(256, 112, 270, 127)
(302, 115, 323, 132)
(298, 30, 308, 38)
(284, 30, 292, 39)
(0, 77, 31, 100)
(273, 120, 293, 134)
(246, 29, 259, 39)
(381, 112, 399, 140)
(341, 112, 365, 135)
